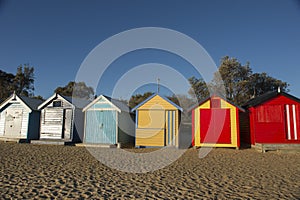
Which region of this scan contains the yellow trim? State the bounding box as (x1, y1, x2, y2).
(194, 98, 239, 148)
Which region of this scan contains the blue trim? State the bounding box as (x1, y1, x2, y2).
(160, 95, 183, 111)
(131, 94, 183, 112)
(135, 110, 138, 128)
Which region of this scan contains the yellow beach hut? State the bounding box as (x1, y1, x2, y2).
(191, 94, 244, 149)
(132, 94, 182, 147)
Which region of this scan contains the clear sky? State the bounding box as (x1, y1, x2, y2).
(1, 0, 300, 100)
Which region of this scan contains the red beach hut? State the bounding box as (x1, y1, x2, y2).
(191, 94, 244, 149)
(241, 90, 300, 151)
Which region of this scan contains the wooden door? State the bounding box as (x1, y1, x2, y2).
(40, 108, 64, 139)
(200, 109, 231, 144)
(85, 110, 116, 144)
(4, 109, 23, 137)
(63, 109, 73, 140)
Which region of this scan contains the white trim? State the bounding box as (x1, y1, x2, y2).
(286, 105, 291, 140)
(292, 105, 297, 140)
(38, 93, 75, 110)
(37, 93, 57, 110)
(82, 95, 121, 113)
(0, 95, 32, 113)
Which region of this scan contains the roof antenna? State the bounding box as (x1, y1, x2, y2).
(277, 87, 281, 93)
(157, 78, 160, 94)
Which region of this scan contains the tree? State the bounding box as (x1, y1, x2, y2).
(188, 76, 210, 101)
(0, 70, 15, 102)
(54, 81, 94, 99)
(249, 72, 289, 97)
(13, 64, 35, 97)
(189, 56, 289, 105)
(129, 92, 154, 108)
(32, 95, 45, 101)
(211, 56, 252, 104)
(167, 94, 196, 122)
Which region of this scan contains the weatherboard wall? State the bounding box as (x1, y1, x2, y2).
(83, 96, 134, 145)
(135, 94, 181, 147)
(0, 97, 41, 141)
(40, 95, 74, 141)
(247, 94, 300, 144)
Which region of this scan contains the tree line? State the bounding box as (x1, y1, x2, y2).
(188, 56, 288, 105)
(0, 56, 289, 107)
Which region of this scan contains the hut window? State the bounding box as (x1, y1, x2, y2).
(53, 100, 62, 107)
(257, 105, 283, 123)
(211, 99, 221, 108)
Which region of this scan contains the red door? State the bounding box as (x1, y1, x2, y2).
(200, 109, 231, 144)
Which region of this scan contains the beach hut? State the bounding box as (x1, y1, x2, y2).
(241, 90, 300, 151)
(191, 94, 244, 149)
(132, 94, 182, 147)
(36, 93, 88, 143)
(82, 95, 134, 146)
(0, 93, 43, 142)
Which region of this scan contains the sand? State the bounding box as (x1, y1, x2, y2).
(0, 142, 299, 199)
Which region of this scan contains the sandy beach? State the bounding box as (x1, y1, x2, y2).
(0, 142, 299, 199)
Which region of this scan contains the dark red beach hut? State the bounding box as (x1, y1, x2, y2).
(241, 90, 300, 151)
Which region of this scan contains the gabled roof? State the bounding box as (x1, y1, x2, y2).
(83, 95, 132, 113)
(243, 91, 300, 108)
(188, 93, 245, 112)
(38, 93, 91, 110)
(19, 96, 44, 110)
(131, 93, 183, 112)
(0, 93, 44, 111)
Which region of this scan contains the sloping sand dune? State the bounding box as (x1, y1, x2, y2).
(0, 142, 299, 199)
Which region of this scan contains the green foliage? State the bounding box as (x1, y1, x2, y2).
(211, 56, 253, 104)
(54, 81, 94, 99)
(188, 77, 210, 101)
(189, 56, 289, 105)
(129, 92, 154, 108)
(0, 64, 35, 103)
(0, 70, 15, 103)
(13, 64, 35, 97)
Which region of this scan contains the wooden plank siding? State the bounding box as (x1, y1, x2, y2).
(0, 94, 43, 141)
(134, 94, 182, 147)
(39, 95, 74, 141)
(0, 103, 30, 139)
(136, 129, 165, 146)
(83, 95, 134, 146)
(248, 95, 300, 144)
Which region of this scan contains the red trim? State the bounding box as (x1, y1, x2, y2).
(192, 110, 195, 146)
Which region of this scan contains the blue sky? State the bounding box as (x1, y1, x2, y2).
(0, 0, 300, 100)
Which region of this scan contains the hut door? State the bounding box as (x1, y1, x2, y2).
(200, 109, 231, 144)
(41, 108, 64, 139)
(4, 109, 23, 137)
(285, 105, 299, 140)
(63, 109, 72, 140)
(85, 110, 116, 144)
(166, 110, 176, 146)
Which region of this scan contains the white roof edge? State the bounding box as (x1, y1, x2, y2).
(82, 95, 121, 113)
(0, 94, 32, 112)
